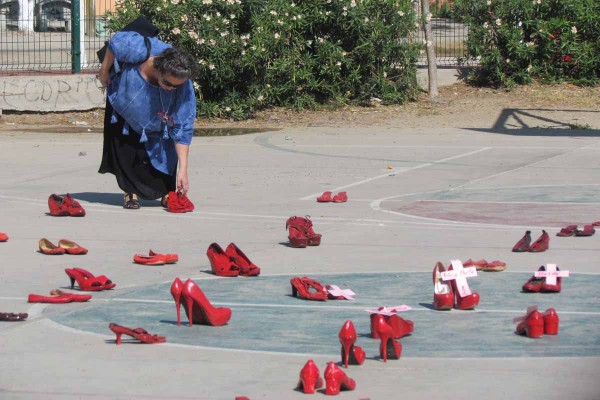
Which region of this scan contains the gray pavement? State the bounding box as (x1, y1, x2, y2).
(0, 122, 599, 399)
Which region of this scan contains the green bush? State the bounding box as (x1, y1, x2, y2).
(454, 0, 600, 87)
(106, 0, 421, 119)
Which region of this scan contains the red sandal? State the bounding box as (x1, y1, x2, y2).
(290, 277, 328, 301)
(108, 323, 166, 345)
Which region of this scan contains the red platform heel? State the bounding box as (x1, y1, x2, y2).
(286, 216, 321, 246)
(296, 359, 323, 394)
(181, 279, 231, 326)
(512, 230, 532, 252)
(373, 315, 401, 362)
(529, 230, 549, 252)
(324, 362, 356, 395)
(65, 268, 115, 291)
(287, 225, 308, 248)
(339, 320, 365, 368)
(515, 310, 544, 338)
(543, 308, 559, 335)
(225, 243, 261, 276)
(433, 262, 454, 310)
(207, 243, 240, 277)
(170, 277, 186, 326)
(108, 323, 166, 345)
(290, 277, 328, 301)
(447, 263, 479, 310)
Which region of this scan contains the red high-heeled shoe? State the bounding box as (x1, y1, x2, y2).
(39, 238, 65, 255)
(170, 277, 186, 326)
(370, 313, 414, 339)
(108, 323, 166, 345)
(58, 239, 88, 255)
(286, 216, 321, 246)
(290, 277, 327, 301)
(447, 263, 480, 310)
(529, 230, 549, 252)
(373, 315, 401, 362)
(180, 278, 232, 326)
(287, 225, 308, 248)
(542, 308, 559, 335)
(522, 266, 545, 293)
(296, 359, 323, 394)
(324, 362, 356, 395)
(65, 268, 115, 291)
(432, 262, 454, 310)
(225, 243, 261, 276)
(206, 243, 240, 277)
(515, 310, 544, 338)
(339, 320, 365, 368)
(512, 230, 532, 252)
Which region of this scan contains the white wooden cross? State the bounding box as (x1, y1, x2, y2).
(440, 259, 478, 297)
(325, 285, 356, 300)
(365, 305, 412, 315)
(534, 263, 569, 285)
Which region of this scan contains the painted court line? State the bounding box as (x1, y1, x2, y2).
(300, 147, 492, 200)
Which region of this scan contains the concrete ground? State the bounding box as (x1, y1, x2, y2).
(0, 118, 599, 399)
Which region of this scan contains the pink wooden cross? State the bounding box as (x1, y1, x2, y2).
(441, 259, 478, 297)
(364, 305, 412, 315)
(534, 263, 569, 285)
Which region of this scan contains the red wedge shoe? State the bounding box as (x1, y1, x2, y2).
(207, 243, 240, 277)
(529, 230, 549, 252)
(557, 225, 578, 237)
(512, 230, 532, 252)
(542, 308, 559, 335)
(316, 191, 333, 202)
(58, 239, 88, 255)
(0, 233, 8, 242)
(575, 224, 595, 237)
(39, 238, 65, 255)
(65, 268, 115, 291)
(432, 262, 454, 310)
(515, 310, 544, 338)
(324, 362, 356, 395)
(180, 279, 232, 326)
(225, 243, 261, 276)
(290, 276, 328, 301)
(339, 320, 365, 368)
(286, 216, 322, 246)
(287, 225, 308, 248)
(109, 323, 166, 345)
(296, 360, 323, 394)
(332, 191, 348, 203)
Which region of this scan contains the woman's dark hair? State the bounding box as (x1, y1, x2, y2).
(153, 47, 198, 80)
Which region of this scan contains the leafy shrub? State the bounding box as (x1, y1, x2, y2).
(454, 0, 600, 87)
(106, 0, 421, 119)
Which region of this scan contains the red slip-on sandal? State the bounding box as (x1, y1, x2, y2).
(108, 323, 166, 345)
(58, 239, 88, 255)
(575, 224, 595, 237)
(463, 258, 488, 271)
(332, 191, 348, 203)
(39, 238, 65, 255)
(48, 194, 70, 216)
(557, 225, 578, 237)
(0, 233, 8, 242)
(290, 277, 328, 301)
(149, 249, 178, 264)
(65, 268, 115, 291)
(316, 191, 333, 202)
(207, 243, 240, 277)
(512, 230, 532, 252)
(529, 230, 549, 252)
(133, 253, 167, 265)
(225, 243, 260, 276)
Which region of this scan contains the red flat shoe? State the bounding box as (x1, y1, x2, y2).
(529, 230, 549, 252)
(332, 191, 348, 203)
(287, 225, 308, 248)
(48, 194, 70, 216)
(65, 268, 115, 291)
(324, 362, 356, 395)
(39, 238, 65, 255)
(133, 253, 167, 265)
(108, 323, 166, 345)
(149, 249, 178, 264)
(542, 308, 559, 335)
(58, 239, 88, 255)
(64, 194, 86, 217)
(316, 191, 333, 202)
(225, 243, 260, 276)
(0, 312, 28, 321)
(522, 265, 545, 292)
(557, 225, 578, 237)
(541, 266, 562, 292)
(180, 278, 232, 326)
(296, 360, 323, 394)
(575, 224, 595, 237)
(290, 276, 328, 301)
(0, 233, 8, 242)
(515, 310, 544, 338)
(372, 315, 401, 362)
(512, 230, 532, 252)
(447, 263, 480, 310)
(339, 320, 365, 368)
(432, 262, 454, 310)
(482, 260, 506, 272)
(207, 243, 240, 277)
(28, 289, 91, 303)
(463, 258, 487, 271)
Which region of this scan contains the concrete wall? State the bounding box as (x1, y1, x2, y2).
(0, 74, 105, 111)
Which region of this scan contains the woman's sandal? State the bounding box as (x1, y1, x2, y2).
(161, 194, 169, 208)
(108, 323, 166, 345)
(124, 193, 140, 209)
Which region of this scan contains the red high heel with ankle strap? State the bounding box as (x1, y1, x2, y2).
(339, 320, 365, 368)
(296, 359, 323, 394)
(108, 323, 166, 344)
(324, 362, 356, 395)
(372, 314, 401, 362)
(433, 262, 454, 310)
(64, 268, 115, 291)
(225, 243, 261, 276)
(290, 277, 328, 301)
(207, 243, 240, 277)
(180, 279, 231, 326)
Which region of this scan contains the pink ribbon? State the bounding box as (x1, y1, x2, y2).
(325, 285, 356, 300)
(365, 305, 412, 316)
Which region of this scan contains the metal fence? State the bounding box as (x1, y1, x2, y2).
(0, 0, 471, 75)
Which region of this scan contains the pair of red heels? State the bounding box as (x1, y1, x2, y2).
(297, 360, 356, 395)
(170, 277, 232, 326)
(39, 238, 88, 255)
(28, 289, 91, 303)
(109, 323, 166, 344)
(133, 249, 178, 265)
(64, 268, 115, 291)
(432, 262, 480, 310)
(286, 216, 321, 248)
(515, 308, 559, 338)
(522, 265, 562, 292)
(48, 193, 86, 217)
(206, 243, 261, 277)
(316, 191, 347, 203)
(512, 230, 549, 252)
(165, 191, 194, 213)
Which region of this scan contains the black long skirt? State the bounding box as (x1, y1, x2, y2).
(98, 100, 176, 200)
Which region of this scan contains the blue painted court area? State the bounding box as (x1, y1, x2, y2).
(53, 272, 600, 358)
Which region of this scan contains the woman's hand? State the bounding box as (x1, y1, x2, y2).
(176, 170, 189, 195)
(98, 68, 111, 87)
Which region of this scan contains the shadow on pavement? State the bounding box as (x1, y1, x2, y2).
(69, 192, 162, 207)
